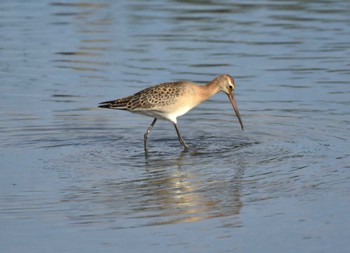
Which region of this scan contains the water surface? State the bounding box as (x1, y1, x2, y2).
(1, 0, 350, 252)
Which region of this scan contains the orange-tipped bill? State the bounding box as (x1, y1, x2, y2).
(228, 93, 244, 130)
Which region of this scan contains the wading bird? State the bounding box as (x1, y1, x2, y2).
(99, 74, 244, 151)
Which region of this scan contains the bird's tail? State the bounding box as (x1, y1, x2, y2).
(98, 96, 132, 110)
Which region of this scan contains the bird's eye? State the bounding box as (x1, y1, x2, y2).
(227, 79, 235, 90)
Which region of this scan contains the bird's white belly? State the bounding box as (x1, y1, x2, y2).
(133, 105, 192, 124)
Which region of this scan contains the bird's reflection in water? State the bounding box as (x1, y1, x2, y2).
(61, 147, 245, 228)
(134, 150, 244, 226)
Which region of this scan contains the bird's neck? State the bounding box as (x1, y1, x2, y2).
(198, 81, 220, 102)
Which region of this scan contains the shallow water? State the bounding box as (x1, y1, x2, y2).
(1, 0, 350, 252)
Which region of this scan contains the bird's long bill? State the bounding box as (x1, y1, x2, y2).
(228, 93, 244, 130)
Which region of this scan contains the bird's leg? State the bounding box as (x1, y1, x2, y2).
(173, 123, 189, 150)
(144, 118, 157, 151)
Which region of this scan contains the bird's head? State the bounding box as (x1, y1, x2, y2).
(214, 74, 244, 130)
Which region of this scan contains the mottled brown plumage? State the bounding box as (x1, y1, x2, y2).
(99, 74, 244, 151)
(99, 82, 186, 110)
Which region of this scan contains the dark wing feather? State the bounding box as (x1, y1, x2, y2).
(98, 96, 133, 110)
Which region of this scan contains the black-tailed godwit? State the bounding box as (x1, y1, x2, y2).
(99, 74, 244, 151)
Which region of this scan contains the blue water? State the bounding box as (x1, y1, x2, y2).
(1, 0, 350, 252)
